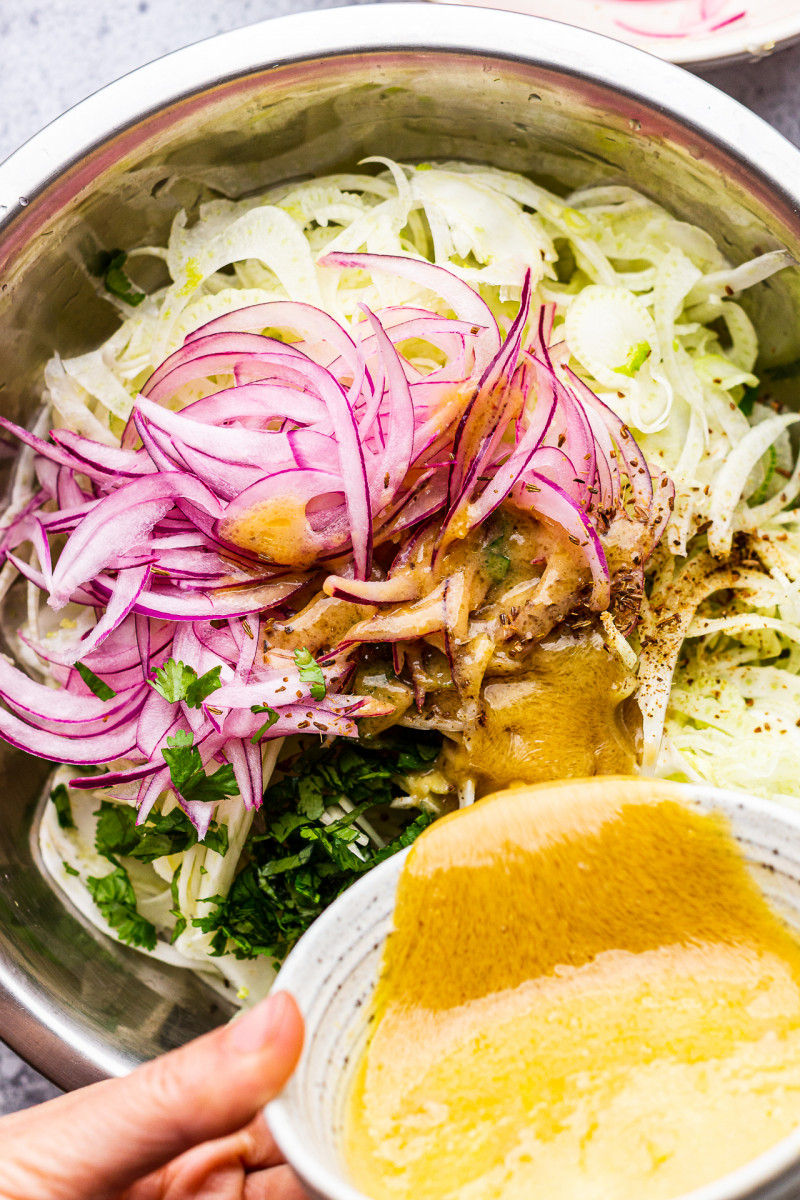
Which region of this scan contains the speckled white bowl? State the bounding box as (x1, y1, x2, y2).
(267, 783, 800, 1200)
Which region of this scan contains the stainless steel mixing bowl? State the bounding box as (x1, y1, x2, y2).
(2, 1, 800, 1092)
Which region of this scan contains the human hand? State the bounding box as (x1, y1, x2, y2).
(0, 990, 306, 1200)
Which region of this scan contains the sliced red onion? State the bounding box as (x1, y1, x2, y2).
(0, 702, 138, 763)
(226, 737, 263, 811)
(51, 429, 155, 477)
(0, 652, 141, 728)
(441, 273, 533, 541)
(50, 474, 224, 608)
(0, 416, 117, 486)
(323, 575, 420, 606)
(188, 300, 362, 375)
(6, 552, 102, 608)
(177, 381, 327, 428)
(0, 254, 670, 834)
(360, 306, 415, 510)
(70, 761, 162, 790)
(320, 251, 501, 374)
(335, 580, 448, 650)
(513, 474, 611, 609)
(140, 331, 308, 403)
(60, 565, 151, 665)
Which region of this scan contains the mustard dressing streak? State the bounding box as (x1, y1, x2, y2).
(345, 779, 800, 1200)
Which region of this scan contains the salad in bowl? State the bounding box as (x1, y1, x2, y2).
(0, 155, 796, 1004)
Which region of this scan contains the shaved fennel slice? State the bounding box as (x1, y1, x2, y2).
(662, 644, 800, 811)
(686, 250, 796, 307)
(154, 205, 323, 362)
(408, 168, 555, 289)
(563, 285, 658, 388)
(708, 414, 800, 558)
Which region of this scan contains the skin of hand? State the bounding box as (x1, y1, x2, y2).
(0, 990, 307, 1200)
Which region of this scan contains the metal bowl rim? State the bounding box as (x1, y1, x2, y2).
(2, 4, 800, 224)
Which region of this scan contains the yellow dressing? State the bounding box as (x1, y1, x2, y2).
(220, 495, 320, 568)
(344, 778, 800, 1200)
(441, 630, 638, 795)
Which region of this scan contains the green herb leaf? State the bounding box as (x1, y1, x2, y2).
(98, 249, 146, 307)
(75, 662, 116, 701)
(62, 861, 80, 878)
(149, 659, 223, 708)
(194, 732, 442, 963)
(150, 659, 198, 703)
(739, 383, 759, 418)
(205, 822, 229, 857)
(161, 730, 239, 805)
(396, 742, 439, 771)
(250, 703, 280, 744)
(269, 812, 309, 842)
(485, 534, 511, 583)
(86, 866, 156, 950)
(96, 797, 230, 863)
(615, 340, 651, 378)
(297, 773, 325, 820)
(362, 811, 435, 869)
(51, 783, 75, 830)
(182, 763, 238, 806)
(170, 865, 186, 943)
(293, 647, 327, 701)
(261, 845, 315, 878)
(186, 666, 224, 708)
(95, 801, 140, 860)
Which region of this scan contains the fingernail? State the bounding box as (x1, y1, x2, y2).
(229, 991, 294, 1054)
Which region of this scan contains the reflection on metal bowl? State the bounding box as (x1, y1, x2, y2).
(1, 1, 800, 1091)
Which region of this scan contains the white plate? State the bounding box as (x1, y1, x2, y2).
(432, 0, 800, 66)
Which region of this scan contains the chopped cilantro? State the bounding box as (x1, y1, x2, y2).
(170, 866, 186, 944)
(96, 249, 146, 307)
(739, 382, 759, 417)
(94, 799, 229, 863)
(616, 340, 651, 378)
(148, 659, 223, 708)
(94, 802, 140, 859)
(193, 733, 439, 962)
(50, 783, 75, 830)
(161, 730, 238, 805)
(86, 866, 156, 950)
(251, 703, 280, 744)
(62, 861, 80, 878)
(485, 535, 511, 583)
(396, 741, 439, 771)
(297, 771, 325, 819)
(294, 647, 326, 701)
(75, 662, 116, 701)
(365, 811, 437, 869)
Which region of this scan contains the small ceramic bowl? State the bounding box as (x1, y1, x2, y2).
(267, 783, 800, 1200)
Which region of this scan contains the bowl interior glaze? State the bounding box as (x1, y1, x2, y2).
(2, 3, 800, 1087)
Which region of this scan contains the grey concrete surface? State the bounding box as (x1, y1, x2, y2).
(0, 0, 799, 1120)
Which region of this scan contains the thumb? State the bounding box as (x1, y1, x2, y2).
(1, 989, 304, 1200)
